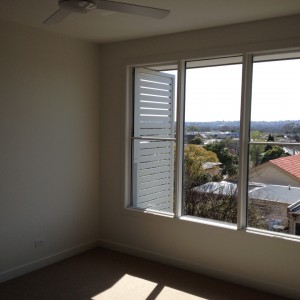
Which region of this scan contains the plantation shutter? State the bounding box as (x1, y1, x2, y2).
(132, 68, 175, 213)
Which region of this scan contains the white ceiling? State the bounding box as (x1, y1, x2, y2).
(1, 0, 300, 44)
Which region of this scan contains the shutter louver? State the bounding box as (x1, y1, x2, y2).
(132, 68, 175, 213)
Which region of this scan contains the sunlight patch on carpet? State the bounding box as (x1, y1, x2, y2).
(157, 286, 207, 299)
(91, 274, 157, 299)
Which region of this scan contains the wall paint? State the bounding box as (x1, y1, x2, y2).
(0, 21, 101, 276)
(98, 15, 300, 298)
(1, 14, 300, 298)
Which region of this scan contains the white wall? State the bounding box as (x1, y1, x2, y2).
(98, 15, 300, 299)
(0, 21, 100, 280)
(1, 13, 300, 298)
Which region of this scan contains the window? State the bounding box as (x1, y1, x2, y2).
(248, 53, 300, 235)
(128, 51, 300, 238)
(131, 67, 176, 213)
(184, 57, 242, 225)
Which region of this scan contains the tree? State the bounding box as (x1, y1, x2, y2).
(249, 144, 264, 167)
(186, 125, 200, 134)
(189, 136, 203, 145)
(184, 144, 218, 187)
(282, 122, 300, 142)
(222, 137, 239, 155)
(261, 146, 285, 164)
(204, 141, 238, 177)
(184, 181, 269, 229)
(250, 130, 262, 141)
(184, 184, 238, 223)
(264, 134, 274, 152)
(183, 145, 269, 229)
(249, 131, 265, 167)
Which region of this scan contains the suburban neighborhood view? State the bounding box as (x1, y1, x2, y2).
(133, 57, 300, 237)
(184, 120, 300, 235)
(182, 57, 300, 236)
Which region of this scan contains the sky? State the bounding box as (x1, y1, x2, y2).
(251, 59, 300, 122)
(165, 58, 300, 122)
(185, 64, 241, 122)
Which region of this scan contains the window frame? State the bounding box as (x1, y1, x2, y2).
(125, 50, 300, 241)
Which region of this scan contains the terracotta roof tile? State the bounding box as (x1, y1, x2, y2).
(270, 155, 300, 180)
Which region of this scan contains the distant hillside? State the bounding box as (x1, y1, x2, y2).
(185, 120, 300, 134)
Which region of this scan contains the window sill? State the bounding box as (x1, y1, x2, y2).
(179, 215, 237, 231)
(124, 206, 174, 218)
(124, 207, 300, 241)
(246, 227, 300, 242)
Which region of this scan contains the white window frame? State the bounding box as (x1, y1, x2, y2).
(125, 51, 300, 241)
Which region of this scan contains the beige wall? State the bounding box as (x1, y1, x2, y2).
(249, 163, 300, 187)
(0, 21, 101, 279)
(1, 13, 300, 299)
(98, 15, 300, 298)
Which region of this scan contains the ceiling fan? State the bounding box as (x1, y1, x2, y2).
(43, 0, 170, 24)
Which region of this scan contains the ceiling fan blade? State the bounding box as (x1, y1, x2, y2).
(43, 8, 71, 24)
(96, 0, 170, 19)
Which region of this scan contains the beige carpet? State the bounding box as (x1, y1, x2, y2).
(0, 247, 288, 300)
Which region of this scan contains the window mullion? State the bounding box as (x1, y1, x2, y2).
(237, 54, 253, 230)
(175, 60, 186, 218)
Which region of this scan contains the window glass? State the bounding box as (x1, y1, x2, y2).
(129, 52, 300, 239)
(183, 57, 242, 224)
(248, 55, 300, 235)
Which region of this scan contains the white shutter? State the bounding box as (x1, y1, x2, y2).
(132, 68, 175, 213)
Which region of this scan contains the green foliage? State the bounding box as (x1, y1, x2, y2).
(264, 134, 274, 152)
(267, 134, 274, 141)
(184, 144, 218, 187)
(189, 136, 203, 145)
(186, 125, 200, 133)
(249, 144, 264, 167)
(282, 122, 300, 134)
(204, 141, 238, 177)
(183, 143, 270, 229)
(184, 144, 237, 223)
(261, 146, 286, 164)
(250, 131, 262, 140)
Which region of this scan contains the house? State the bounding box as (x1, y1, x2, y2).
(249, 184, 300, 231)
(1, 1, 300, 299)
(202, 162, 222, 178)
(195, 181, 300, 231)
(249, 154, 300, 187)
(289, 200, 300, 235)
(283, 146, 300, 156)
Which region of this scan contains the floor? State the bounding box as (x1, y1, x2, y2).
(0, 247, 290, 300)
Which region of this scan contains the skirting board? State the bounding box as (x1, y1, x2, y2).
(97, 239, 299, 299)
(0, 240, 98, 284)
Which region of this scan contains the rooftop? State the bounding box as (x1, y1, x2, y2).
(202, 162, 222, 170)
(195, 181, 300, 205)
(249, 184, 300, 204)
(289, 200, 300, 214)
(270, 154, 300, 180)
